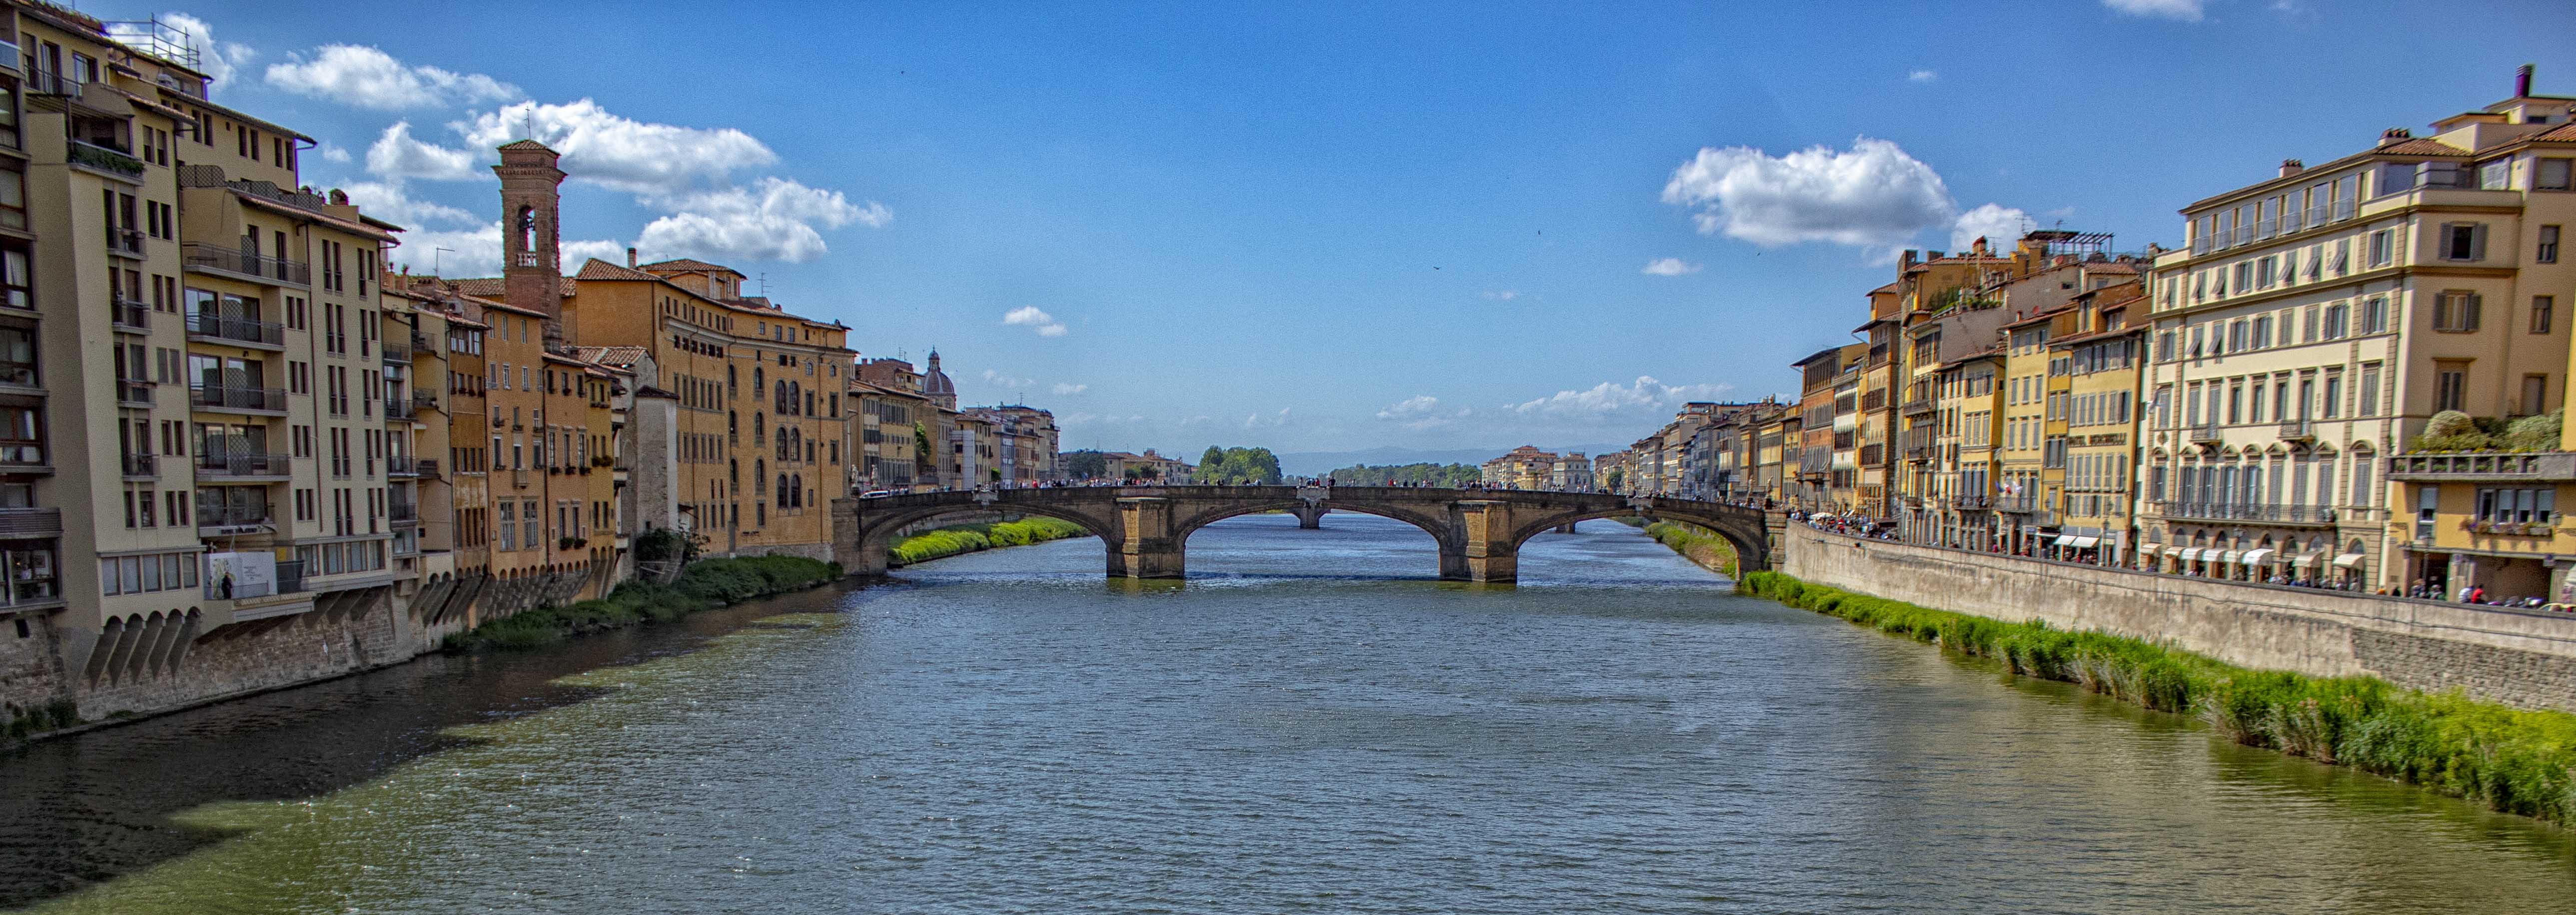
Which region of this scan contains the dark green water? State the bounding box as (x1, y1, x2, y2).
(1, 514, 2570, 913)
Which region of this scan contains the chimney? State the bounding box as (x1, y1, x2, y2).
(1899, 250, 1918, 268)
(2518, 63, 2536, 98)
(2380, 127, 2413, 147)
(2278, 158, 2304, 178)
(329, 188, 349, 205)
(627, 246, 638, 268)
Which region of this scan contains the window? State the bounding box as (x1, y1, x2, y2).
(2322, 370, 2343, 419)
(2525, 375, 2551, 416)
(2541, 225, 2562, 264)
(2473, 487, 2557, 525)
(2436, 366, 2468, 412)
(2434, 291, 2483, 332)
(2358, 363, 2381, 417)
(2322, 303, 2347, 340)
(2440, 223, 2487, 261)
(2362, 296, 2387, 334)
(2369, 230, 2395, 267)
(2541, 159, 2573, 192)
(2536, 296, 2556, 335)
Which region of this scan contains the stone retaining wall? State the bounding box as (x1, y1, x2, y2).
(1780, 524, 2576, 711)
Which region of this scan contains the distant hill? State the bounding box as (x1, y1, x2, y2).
(1275, 444, 1628, 477)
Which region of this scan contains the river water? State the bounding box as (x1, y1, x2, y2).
(0, 514, 2571, 913)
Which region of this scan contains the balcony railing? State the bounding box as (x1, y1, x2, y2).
(389, 502, 420, 526)
(181, 243, 310, 286)
(207, 558, 306, 600)
(185, 312, 285, 347)
(117, 380, 152, 406)
(412, 389, 439, 412)
(195, 501, 273, 530)
(387, 455, 421, 477)
(68, 140, 144, 179)
(384, 395, 411, 417)
(1900, 396, 1934, 416)
(198, 453, 292, 478)
(189, 384, 288, 413)
(2189, 423, 2223, 445)
(2386, 452, 2576, 482)
(2277, 419, 2315, 442)
(415, 458, 442, 479)
(121, 453, 156, 478)
(0, 507, 61, 538)
(411, 332, 431, 353)
(2158, 501, 2338, 525)
(381, 338, 412, 364)
(110, 299, 148, 332)
(104, 226, 144, 256)
(1955, 494, 1991, 509)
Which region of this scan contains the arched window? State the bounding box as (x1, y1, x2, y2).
(777, 475, 790, 508)
(516, 206, 536, 254)
(728, 365, 738, 398)
(792, 474, 803, 507)
(754, 413, 765, 444)
(754, 367, 764, 392)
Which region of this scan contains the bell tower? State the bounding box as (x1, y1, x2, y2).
(495, 139, 567, 349)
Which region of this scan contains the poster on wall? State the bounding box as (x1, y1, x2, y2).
(203, 551, 276, 599)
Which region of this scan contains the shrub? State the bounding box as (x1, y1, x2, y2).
(889, 517, 1090, 566)
(444, 554, 838, 653)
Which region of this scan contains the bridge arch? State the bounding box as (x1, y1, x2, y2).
(1169, 498, 1464, 577)
(852, 500, 1121, 576)
(1499, 506, 1769, 576)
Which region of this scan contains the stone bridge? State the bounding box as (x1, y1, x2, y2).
(837, 485, 1777, 583)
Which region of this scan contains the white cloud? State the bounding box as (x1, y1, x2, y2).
(1376, 395, 1471, 430)
(340, 180, 478, 229)
(366, 121, 482, 181)
(1907, 69, 1939, 83)
(1479, 289, 1520, 301)
(981, 369, 1036, 389)
(113, 14, 254, 90)
(1050, 383, 1088, 396)
(2103, 0, 2205, 20)
(1002, 306, 1068, 337)
(636, 178, 886, 264)
(1661, 137, 1956, 250)
(1510, 376, 1733, 419)
(319, 144, 353, 164)
(1179, 415, 1214, 427)
(454, 99, 778, 195)
(1244, 408, 1292, 429)
(380, 221, 624, 277)
(1950, 203, 2030, 253)
(265, 44, 521, 110)
(1641, 257, 1702, 276)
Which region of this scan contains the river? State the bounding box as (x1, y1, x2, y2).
(0, 513, 2570, 913)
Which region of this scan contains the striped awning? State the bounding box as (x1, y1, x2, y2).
(2175, 547, 2202, 561)
(2217, 550, 2243, 565)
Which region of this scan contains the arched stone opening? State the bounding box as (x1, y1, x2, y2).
(1171, 499, 1460, 578)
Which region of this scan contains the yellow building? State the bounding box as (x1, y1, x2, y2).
(2050, 282, 2147, 565)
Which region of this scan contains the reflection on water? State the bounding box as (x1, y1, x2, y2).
(1, 514, 2570, 914)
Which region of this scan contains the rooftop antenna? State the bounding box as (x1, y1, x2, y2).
(432, 247, 455, 275)
(757, 272, 769, 298)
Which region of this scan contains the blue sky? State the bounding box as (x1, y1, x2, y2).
(119, 0, 2576, 456)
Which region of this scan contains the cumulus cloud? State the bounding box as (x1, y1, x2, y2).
(455, 99, 777, 195)
(1641, 257, 1702, 276)
(1479, 289, 1521, 301)
(366, 121, 482, 181)
(1003, 306, 1069, 337)
(1510, 376, 1733, 419)
(318, 143, 353, 164)
(981, 369, 1036, 389)
(1907, 69, 1939, 83)
(636, 178, 887, 264)
(1950, 203, 2031, 254)
(1244, 408, 1292, 429)
(1376, 395, 1471, 430)
(1051, 383, 1088, 396)
(2103, 0, 2205, 19)
(1662, 137, 2028, 260)
(1661, 137, 1956, 249)
(381, 221, 625, 277)
(113, 14, 254, 90)
(265, 44, 521, 110)
(340, 180, 478, 229)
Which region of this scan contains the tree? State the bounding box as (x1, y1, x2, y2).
(1191, 446, 1283, 484)
(1063, 450, 1110, 479)
(1605, 468, 1625, 492)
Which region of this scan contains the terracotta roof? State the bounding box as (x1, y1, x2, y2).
(450, 275, 579, 299)
(638, 258, 739, 275)
(2004, 304, 2074, 330)
(498, 139, 556, 152)
(572, 258, 662, 282)
(2375, 138, 2470, 157)
(2084, 262, 2141, 274)
(2531, 121, 2576, 143)
(572, 346, 650, 368)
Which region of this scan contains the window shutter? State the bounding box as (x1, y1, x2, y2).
(2467, 294, 2483, 331)
(2470, 224, 2488, 261)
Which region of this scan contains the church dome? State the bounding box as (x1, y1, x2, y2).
(923, 350, 957, 405)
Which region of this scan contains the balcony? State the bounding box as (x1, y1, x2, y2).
(412, 389, 440, 412)
(411, 332, 431, 354)
(68, 140, 144, 180)
(104, 226, 144, 258)
(185, 312, 285, 349)
(1901, 396, 1934, 416)
(181, 243, 310, 287)
(206, 559, 306, 600)
(381, 338, 412, 364)
(116, 380, 152, 407)
(198, 453, 293, 479)
(0, 507, 61, 538)
(189, 384, 288, 415)
(383, 395, 412, 417)
(2276, 419, 2315, 443)
(1955, 495, 1992, 509)
(2188, 423, 2224, 446)
(389, 502, 420, 528)
(121, 453, 156, 479)
(195, 501, 273, 532)
(2386, 452, 2576, 483)
(2158, 501, 2339, 526)
(415, 458, 442, 479)
(387, 455, 421, 477)
(110, 299, 148, 333)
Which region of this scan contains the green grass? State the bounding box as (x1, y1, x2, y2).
(890, 517, 1090, 565)
(1643, 521, 1738, 576)
(1739, 570, 2576, 824)
(443, 555, 841, 653)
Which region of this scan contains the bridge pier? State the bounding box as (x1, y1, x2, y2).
(1451, 500, 1518, 584)
(1293, 504, 1326, 529)
(1111, 496, 1185, 578)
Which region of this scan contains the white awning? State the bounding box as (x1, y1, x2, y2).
(2139, 544, 2161, 556)
(2052, 534, 2076, 546)
(2217, 550, 2243, 565)
(2071, 536, 2100, 549)
(2333, 553, 2367, 568)
(2290, 552, 2321, 568)
(2241, 548, 2275, 566)
(2175, 547, 2201, 561)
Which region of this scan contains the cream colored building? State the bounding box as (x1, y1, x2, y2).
(2141, 68, 2576, 589)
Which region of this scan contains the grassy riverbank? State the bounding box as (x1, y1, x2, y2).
(1643, 521, 1739, 577)
(1741, 570, 2576, 825)
(444, 555, 841, 652)
(891, 517, 1091, 566)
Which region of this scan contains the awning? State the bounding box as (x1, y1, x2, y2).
(2290, 552, 2320, 568)
(2333, 553, 2367, 568)
(2175, 547, 2201, 561)
(2217, 550, 2243, 565)
(2071, 536, 2100, 549)
(2052, 534, 2076, 546)
(2241, 548, 2275, 566)
(2139, 544, 2161, 556)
